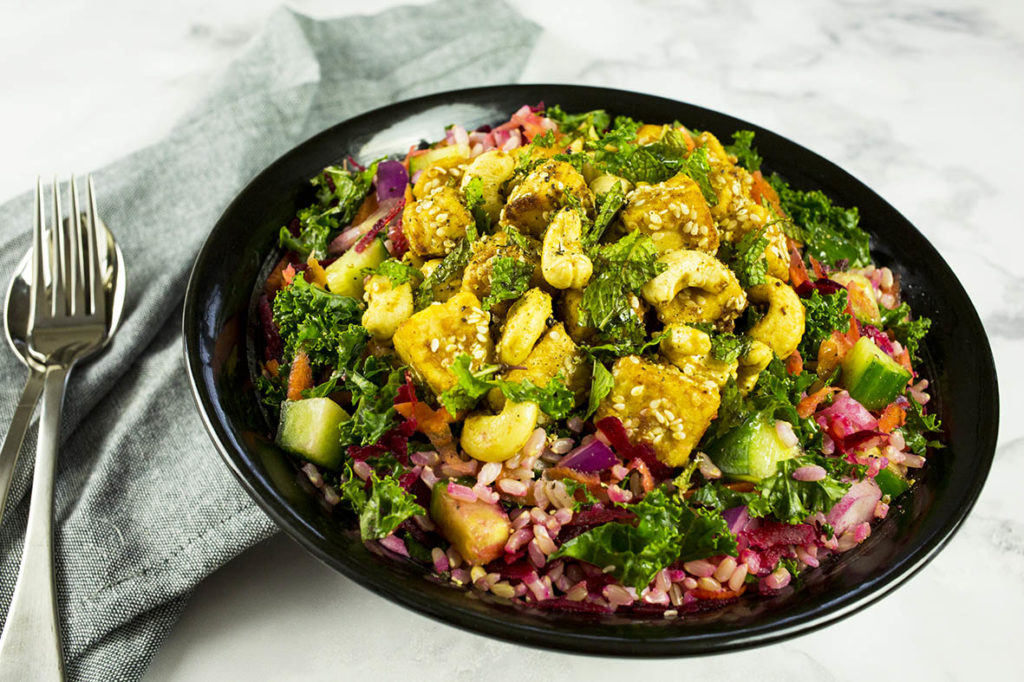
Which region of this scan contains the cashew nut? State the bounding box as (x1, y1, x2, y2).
(459, 149, 515, 223)
(361, 274, 413, 341)
(497, 288, 552, 365)
(541, 208, 593, 290)
(746, 276, 805, 359)
(460, 401, 540, 462)
(737, 339, 773, 394)
(641, 249, 746, 327)
(659, 323, 736, 388)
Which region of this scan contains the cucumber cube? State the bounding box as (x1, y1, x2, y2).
(275, 398, 350, 469)
(841, 337, 912, 410)
(324, 238, 388, 299)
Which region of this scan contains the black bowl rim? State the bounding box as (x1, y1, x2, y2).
(183, 83, 999, 657)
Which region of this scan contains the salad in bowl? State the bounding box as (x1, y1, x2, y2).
(253, 103, 942, 616)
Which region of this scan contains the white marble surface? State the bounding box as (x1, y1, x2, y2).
(2, 0, 1022, 679)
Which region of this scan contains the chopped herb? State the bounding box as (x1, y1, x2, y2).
(723, 227, 769, 288)
(482, 256, 533, 310)
(879, 302, 932, 361)
(272, 275, 364, 367)
(580, 231, 663, 349)
(709, 332, 751, 364)
(369, 259, 422, 286)
(338, 360, 405, 447)
(900, 395, 943, 456)
(724, 130, 763, 172)
(552, 488, 736, 591)
(338, 466, 425, 540)
(584, 181, 625, 246)
(560, 479, 601, 511)
(584, 360, 614, 420)
(415, 238, 472, 309)
(769, 175, 871, 267)
(462, 176, 492, 234)
(798, 289, 851, 359)
(544, 106, 611, 134)
(748, 455, 850, 524)
(439, 355, 574, 419)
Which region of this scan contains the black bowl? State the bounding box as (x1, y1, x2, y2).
(183, 85, 998, 656)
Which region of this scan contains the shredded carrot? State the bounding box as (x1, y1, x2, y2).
(797, 385, 839, 419)
(286, 350, 313, 400)
(786, 351, 804, 376)
(896, 347, 913, 376)
(403, 183, 413, 205)
(263, 257, 290, 298)
(351, 192, 380, 226)
(627, 458, 655, 493)
(282, 264, 297, 286)
(789, 246, 810, 290)
(750, 170, 782, 215)
(817, 328, 856, 378)
(809, 255, 827, 280)
(845, 312, 861, 344)
(395, 401, 454, 434)
(264, 359, 280, 378)
(305, 255, 328, 288)
(878, 404, 907, 433)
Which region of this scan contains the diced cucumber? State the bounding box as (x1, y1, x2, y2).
(275, 398, 350, 469)
(409, 143, 470, 174)
(324, 238, 387, 299)
(706, 411, 801, 482)
(875, 467, 911, 498)
(841, 336, 912, 410)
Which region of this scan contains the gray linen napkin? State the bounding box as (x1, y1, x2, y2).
(0, 2, 539, 679)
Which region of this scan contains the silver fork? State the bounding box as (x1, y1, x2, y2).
(0, 177, 109, 681)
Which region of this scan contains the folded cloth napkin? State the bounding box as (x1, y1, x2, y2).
(0, 2, 538, 679)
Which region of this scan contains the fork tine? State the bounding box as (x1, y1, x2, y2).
(50, 177, 65, 318)
(30, 178, 48, 326)
(68, 176, 85, 317)
(85, 175, 105, 318)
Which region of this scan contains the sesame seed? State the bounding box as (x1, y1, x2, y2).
(430, 339, 439, 352)
(630, 385, 644, 396)
(613, 402, 626, 412)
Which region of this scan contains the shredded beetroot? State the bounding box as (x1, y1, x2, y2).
(531, 598, 612, 614)
(354, 198, 405, 253)
(566, 506, 635, 527)
(499, 560, 536, 580)
(858, 322, 896, 356)
(287, 217, 301, 237)
(395, 371, 418, 405)
(742, 522, 817, 549)
(345, 154, 366, 172)
(595, 417, 673, 480)
(347, 418, 417, 464)
(387, 216, 410, 258)
(795, 277, 844, 297)
(257, 295, 282, 361)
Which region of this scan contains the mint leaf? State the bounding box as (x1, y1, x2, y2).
(481, 256, 533, 310)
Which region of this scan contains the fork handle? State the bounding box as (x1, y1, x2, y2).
(0, 365, 69, 682)
(0, 368, 46, 526)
